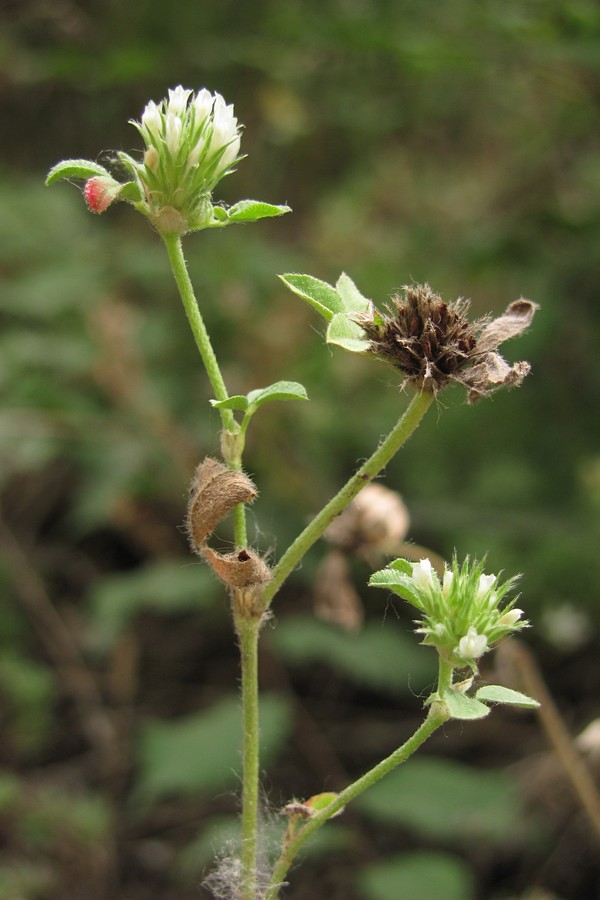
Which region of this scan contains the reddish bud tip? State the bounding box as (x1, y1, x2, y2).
(84, 176, 119, 214)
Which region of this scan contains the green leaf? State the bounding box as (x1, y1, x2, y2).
(278, 274, 343, 321)
(45, 159, 112, 185)
(359, 852, 475, 900)
(368, 565, 421, 606)
(326, 312, 370, 352)
(335, 272, 372, 313)
(134, 693, 292, 804)
(442, 688, 490, 720)
(212, 206, 230, 222)
(226, 200, 292, 222)
(475, 685, 540, 709)
(356, 757, 523, 842)
(209, 395, 249, 411)
(305, 791, 342, 814)
(210, 382, 308, 414)
(117, 181, 143, 203)
(247, 380, 308, 409)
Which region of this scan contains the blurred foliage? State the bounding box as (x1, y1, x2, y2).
(135, 693, 292, 805)
(1, 1, 600, 897)
(358, 851, 475, 900)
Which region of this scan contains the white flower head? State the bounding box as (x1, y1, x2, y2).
(413, 558, 434, 592)
(457, 627, 488, 660)
(128, 86, 244, 234)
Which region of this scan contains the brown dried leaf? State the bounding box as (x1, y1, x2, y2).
(186, 457, 257, 551)
(202, 546, 272, 589)
(476, 299, 538, 353)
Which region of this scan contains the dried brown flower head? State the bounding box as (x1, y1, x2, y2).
(357, 284, 537, 402)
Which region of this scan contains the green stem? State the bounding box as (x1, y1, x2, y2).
(436, 657, 455, 695)
(265, 703, 449, 899)
(162, 233, 247, 547)
(235, 613, 261, 900)
(261, 389, 434, 609)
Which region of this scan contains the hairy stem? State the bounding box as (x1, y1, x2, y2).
(261, 389, 434, 609)
(235, 612, 262, 900)
(162, 233, 247, 546)
(265, 703, 449, 899)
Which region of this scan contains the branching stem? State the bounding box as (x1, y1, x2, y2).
(261, 389, 434, 609)
(265, 703, 449, 899)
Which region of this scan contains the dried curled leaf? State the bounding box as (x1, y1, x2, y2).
(202, 546, 272, 589)
(186, 457, 257, 551)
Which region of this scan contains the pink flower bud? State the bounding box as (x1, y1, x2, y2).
(84, 176, 120, 214)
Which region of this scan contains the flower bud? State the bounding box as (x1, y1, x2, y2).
(84, 176, 122, 214)
(476, 573, 496, 599)
(498, 608, 523, 627)
(457, 627, 488, 660)
(442, 568, 453, 598)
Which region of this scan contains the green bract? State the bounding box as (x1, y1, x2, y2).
(279, 272, 372, 353)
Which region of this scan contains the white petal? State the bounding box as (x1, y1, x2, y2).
(193, 88, 214, 123)
(141, 101, 162, 141)
(165, 113, 182, 155)
(498, 608, 523, 627)
(413, 559, 434, 591)
(442, 569, 453, 598)
(477, 573, 496, 600)
(457, 627, 488, 659)
(167, 85, 192, 116)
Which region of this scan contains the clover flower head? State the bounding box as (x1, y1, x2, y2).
(370, 555, 529, 673)
(124, 85, 243, 234)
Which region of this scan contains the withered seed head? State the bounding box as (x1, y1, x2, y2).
(357, 284, 537, 402)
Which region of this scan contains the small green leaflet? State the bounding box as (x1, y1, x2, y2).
(442, 688, 490, 720)
(225, 200, 291, 222)
(210, 381, 308, 413)
(335, 272, 372, 314)
(326, 312, 370, 353)
(475, 685, 540, 709)
(279, 271, 372, 326)
(46, 159, 112, 185)
(279, 274, 343, 321)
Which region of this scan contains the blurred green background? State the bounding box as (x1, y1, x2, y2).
(1, 2, 600, 898)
